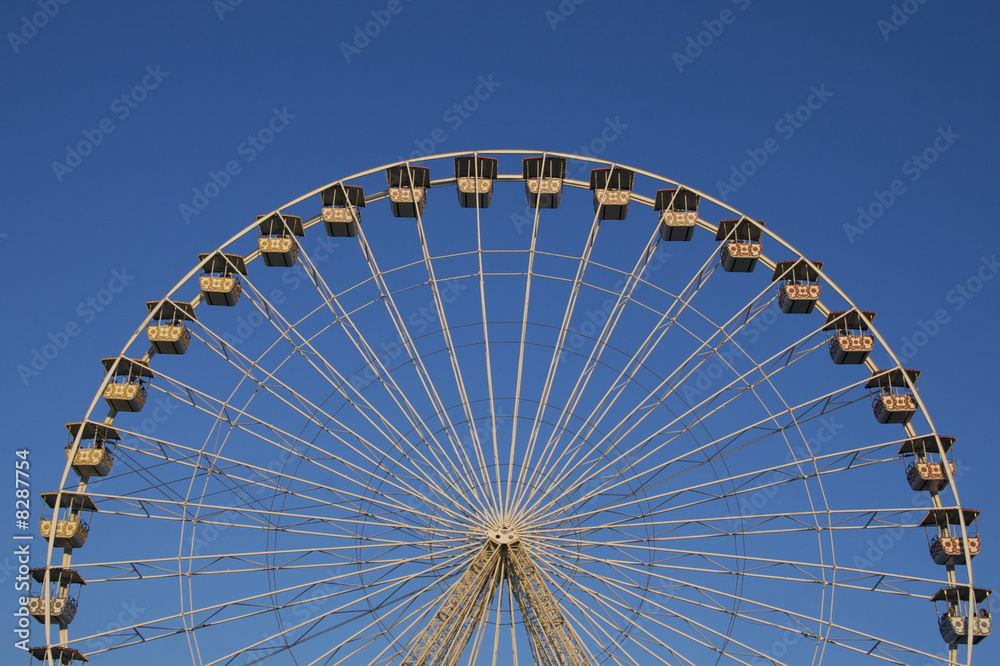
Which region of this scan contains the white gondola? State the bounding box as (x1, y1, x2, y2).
(321, 183, 366, 237)
(772, 259, 822, 314)
(146, 299, 196, 354)
(654, 188, 700, 241)
(823, 310, 876, 364)
(865, 368, 919, 424)
(898, 435, 955, 491)
(65, 421, 119, 478)
(455, 155, 498, 209)
(522, 156, 566, 209)
(717, 218, 764, 272)
(101, 357, 153, 413)
(27, 568, 85, 626)
(198, 252, 247, 306)
(933, 587, 992, 645)
(257, 213, 304, 267)
(39, 492, 97, 549)
(590, 167, 634, 220)
(922, 508, 982, 566)
(386, 165, 430, 218)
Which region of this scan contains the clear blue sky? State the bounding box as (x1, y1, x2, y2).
(2, 1, 998, 664)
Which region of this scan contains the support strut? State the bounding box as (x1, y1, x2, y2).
(401, 533, 592, 666)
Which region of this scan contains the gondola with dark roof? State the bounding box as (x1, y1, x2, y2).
(922, 508, 982, 566)
(65, 421, 119, 478)
(932, 586, 992, 644)
(771, 259, 822, 314)
(589, 167, 634, 220)
(257, 213, 303, 267)
(101, 357, 153, 413)
(654, 188, 700, 241)
(198, 252, 247, 306)
(898, 435, 955, 492)
(455, 155, 498, 209)
(39, 492, 97, 549)
(522, 156, 566, 209)
(865, 368, 919, 424)
(27, 567, 85, 626)
(386, 164, 431, 218)
(321, 183, 366, 237)
(146, 299, 195, 355)
(823, 310, 876, 364)
(28, 646, 89, 664)
(716, 218, 764, 272)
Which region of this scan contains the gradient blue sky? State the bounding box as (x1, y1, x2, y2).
(2, 1, 999, 663)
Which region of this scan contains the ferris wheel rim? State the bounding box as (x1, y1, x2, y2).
(40, 149, 981, 665)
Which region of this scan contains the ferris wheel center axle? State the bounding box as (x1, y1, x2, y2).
(485, 526, 519, 545)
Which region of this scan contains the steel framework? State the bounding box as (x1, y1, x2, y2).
(34, 151, 984, 666)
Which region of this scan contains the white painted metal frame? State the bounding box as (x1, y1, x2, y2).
(40, 151, 979, 666)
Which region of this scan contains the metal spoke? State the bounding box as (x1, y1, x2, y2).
(43, 151, 976, 666)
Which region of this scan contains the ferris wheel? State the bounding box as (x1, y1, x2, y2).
(31, 151, 988, 665)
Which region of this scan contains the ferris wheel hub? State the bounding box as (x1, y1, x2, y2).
(486, 527, 519, 545)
